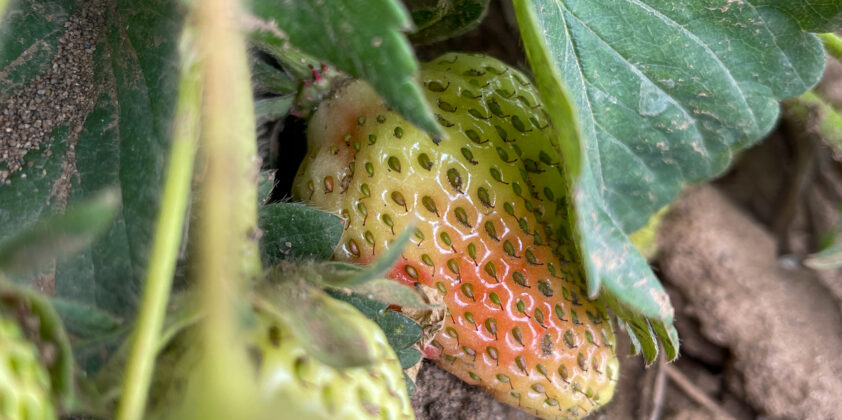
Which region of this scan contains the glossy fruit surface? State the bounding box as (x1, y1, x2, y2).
(293, 53, 618, 419)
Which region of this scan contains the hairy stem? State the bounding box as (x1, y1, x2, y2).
(786, 90, 842, 157)
(114, 28, 202, 420)
(820, 33, 842, 63)
(191, 0, 262, 416)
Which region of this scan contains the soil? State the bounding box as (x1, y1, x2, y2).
(0, 0, 105, 201)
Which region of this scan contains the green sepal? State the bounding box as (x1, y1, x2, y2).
(259, 272, 378, 368)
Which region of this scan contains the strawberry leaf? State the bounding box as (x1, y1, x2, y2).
(258, 202, 344, 265)
(0, 0, 184, 324)
(326, 289, 423, 353)
(50, 297, 123, 339)
(514, 0, 836, 362)
(397, 347, 422, 369)
(405, 0, 490, 45)
(249, 0, 442, 137)
(0, 189, 119, 274)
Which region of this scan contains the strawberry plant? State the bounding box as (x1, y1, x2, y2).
(0, 1, 841, 420)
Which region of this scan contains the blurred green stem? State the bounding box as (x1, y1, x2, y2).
(192, 0, 262, 416)
(786, 90, 842, 157)
(820, 33, 842, 63)
(114, 28, 202, 420)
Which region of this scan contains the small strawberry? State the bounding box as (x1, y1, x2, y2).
(0, 313, 55, 420)
(147, 291, 414, 420)
(292, 53, 619, 419)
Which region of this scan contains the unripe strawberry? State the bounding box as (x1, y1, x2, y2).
(0, 313, 55, 420)
(292, 53, 618, 419)
(147, 295, 413, 420)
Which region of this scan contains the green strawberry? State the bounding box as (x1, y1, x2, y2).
(292, 53, 619, 419)
(147, 293, 413, 420)
(0, 313, 55, 420)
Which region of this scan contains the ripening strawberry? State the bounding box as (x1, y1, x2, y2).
(292, 53, 618, 419)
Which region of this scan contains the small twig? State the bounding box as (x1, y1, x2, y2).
(819, 33, 842, 63)
(664, 365, 738, 420)
(647, 355, 667, 420)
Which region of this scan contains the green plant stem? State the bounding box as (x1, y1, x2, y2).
(191, 0, 262, 416)
(819, 33, 842, 63)
(114, 28, 202, 420)
(786, 90, 842, 156)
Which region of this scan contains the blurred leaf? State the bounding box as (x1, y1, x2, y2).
(249, 0, 442, 136)
(250, 54, 298, 95)
(326, 289, 423, 352)
(259, 202, 343, 265)
(254, 95, 294, 126)
(805, 244, 842, 270)
(0, 189, 119, 273)
(0, 0, 184, 327)
(406, 0, 490, 45)
(50, 297, 122, 339)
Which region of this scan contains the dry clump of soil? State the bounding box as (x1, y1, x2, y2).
(659, 185, 842, 419)
(0, 1, 104, 189)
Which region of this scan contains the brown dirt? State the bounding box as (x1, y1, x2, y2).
(659, 185, 842, 419)
(0, 0, 105, 198)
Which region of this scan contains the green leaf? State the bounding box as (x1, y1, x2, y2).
(405, 0, 490, 45)
(514, 0, 831, 360)
(804, 241, 842, 271)
(0, 189, 119, 273)
(250, 54, 298, 95)
(259, 202, 344, 265)
(326, 289, 423, 352)
(257, 170, 275, 205)
(349, 278, 436, 309)
(254, 95, 294, 126)
(0, 0, 184, 324)
(758, 0, 842, 33)
(249, 0, 442, 136)
(397, 347, 422, 369)
(50, 297, 122, 339)
(403, 371, 416, 395)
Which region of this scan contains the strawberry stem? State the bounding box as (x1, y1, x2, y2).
(114, 27, 201, 420)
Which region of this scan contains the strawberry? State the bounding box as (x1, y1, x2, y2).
(147, 292, 414, 420)
(292, 53, 618, 419)
(0, 312, 55, 420)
